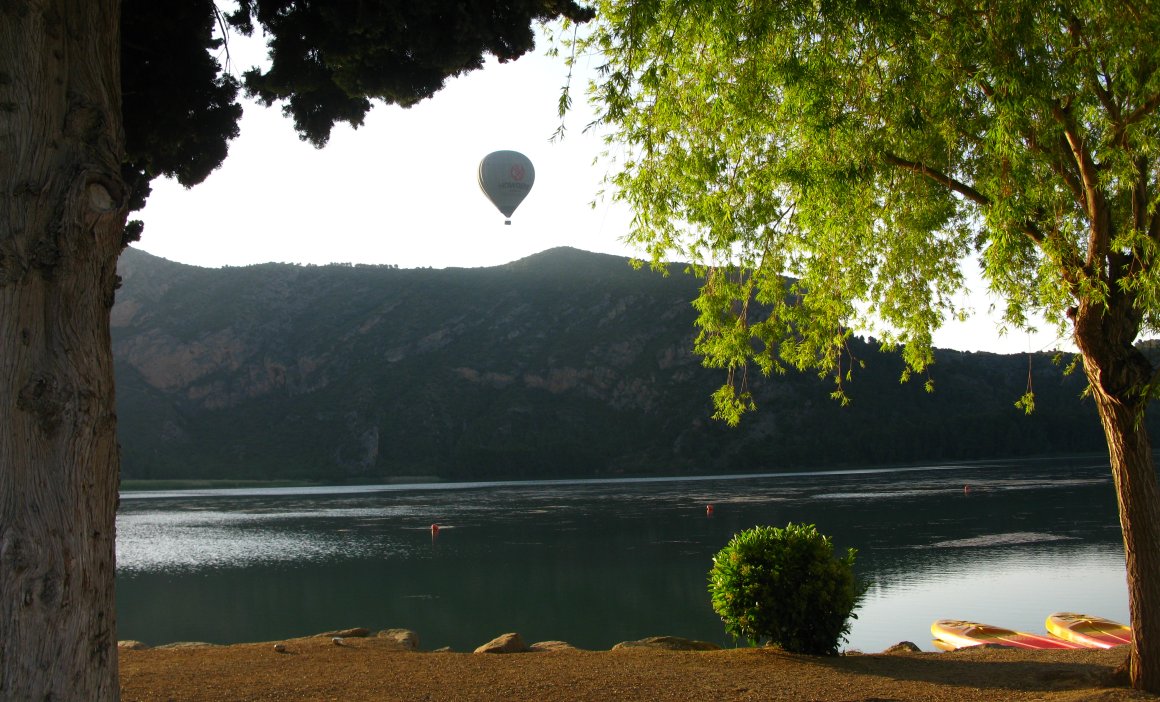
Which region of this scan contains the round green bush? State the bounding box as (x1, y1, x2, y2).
(708, 523, 867, 654)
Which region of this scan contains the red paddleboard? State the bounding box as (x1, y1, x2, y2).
(931, 619, 1085, 650)
(1045, 612, 1132, 649)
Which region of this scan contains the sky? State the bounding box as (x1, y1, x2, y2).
(133, 24, 1069, 356)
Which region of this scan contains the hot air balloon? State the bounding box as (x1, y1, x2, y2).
(478, 150, 535, 224)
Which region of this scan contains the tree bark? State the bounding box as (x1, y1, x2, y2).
(1094, 389, 1160, 692)
(0, 0, 127, 699)
(1076, 300, 1160, 693)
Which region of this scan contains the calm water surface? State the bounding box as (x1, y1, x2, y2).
(116, 457, 1128, 652)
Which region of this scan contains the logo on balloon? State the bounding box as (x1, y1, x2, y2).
(510, 165, 525, 181)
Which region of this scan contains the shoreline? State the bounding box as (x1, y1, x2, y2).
(118, 453, 1106, 497)
(118, 632, 1150, 702)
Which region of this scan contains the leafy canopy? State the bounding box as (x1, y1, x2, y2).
(120, 0, 593, 238)
(577, 1, 1160, 422)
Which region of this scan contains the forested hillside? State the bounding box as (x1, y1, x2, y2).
(111, 247, 1117, 482)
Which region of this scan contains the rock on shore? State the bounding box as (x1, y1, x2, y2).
(118, 629, 929, 655)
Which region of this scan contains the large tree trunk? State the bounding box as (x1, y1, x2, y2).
(0, 0, 127, 699)
(1076, 300, 1160, 693)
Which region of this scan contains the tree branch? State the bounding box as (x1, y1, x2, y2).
(1123, 92, 1160, 131)
(1067, 16, 1122, 123)
(1050, 102, 1111, 268)
(1134, 156, 1151, 235)
(881, 152, 1047, 246)
(1024, 129, 1086, 206)
(881, 153, 990, 206)
(1149, 200, 1160, 244)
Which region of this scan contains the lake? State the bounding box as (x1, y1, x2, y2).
(115, 456, 1129, 652)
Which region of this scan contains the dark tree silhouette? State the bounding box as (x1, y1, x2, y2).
(0, 1, 590, 698)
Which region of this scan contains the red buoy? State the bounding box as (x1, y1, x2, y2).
(431, 523, 440, 533)
(706, 504, 714, 515)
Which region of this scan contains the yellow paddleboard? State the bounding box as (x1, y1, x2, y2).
(1045, 612, 1132, 648)
(931, 638, 957, 652)
(932, 619, 1084, 650)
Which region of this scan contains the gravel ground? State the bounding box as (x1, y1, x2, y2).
(118, 636, 1160, 702)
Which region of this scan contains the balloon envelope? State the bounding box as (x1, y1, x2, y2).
(478, 151, 535, 222)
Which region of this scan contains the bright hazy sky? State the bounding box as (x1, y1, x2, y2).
(134, 25, 1068, 356)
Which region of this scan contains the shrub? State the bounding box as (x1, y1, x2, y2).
(708, 523, 867, 654)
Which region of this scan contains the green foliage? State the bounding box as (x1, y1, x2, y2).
(1016, 391, 1038, 415)
(708, 523, 867, 655)
(578, 1, 1160, 420)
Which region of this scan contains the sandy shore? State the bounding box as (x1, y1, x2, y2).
(118, 635, 1160, 702)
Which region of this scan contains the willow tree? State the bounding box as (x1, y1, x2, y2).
(0, 1, 589, 699)
(581, 0, 1160, 690)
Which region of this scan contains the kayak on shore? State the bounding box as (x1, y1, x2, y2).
(931, 619, 1084, 650)
(1045, 612, 1132, 649)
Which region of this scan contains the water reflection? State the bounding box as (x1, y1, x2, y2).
(116, 457, 1128, 651)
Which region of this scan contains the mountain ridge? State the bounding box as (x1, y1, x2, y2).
(111, 246, 1114, 481)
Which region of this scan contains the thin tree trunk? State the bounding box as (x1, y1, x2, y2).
(1076, 290, 1160, 693)
(1090, 384, 1160, 692)
(0, 0, 127, 699)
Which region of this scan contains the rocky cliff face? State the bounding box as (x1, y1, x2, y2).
(111, 247, 1108, 481)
